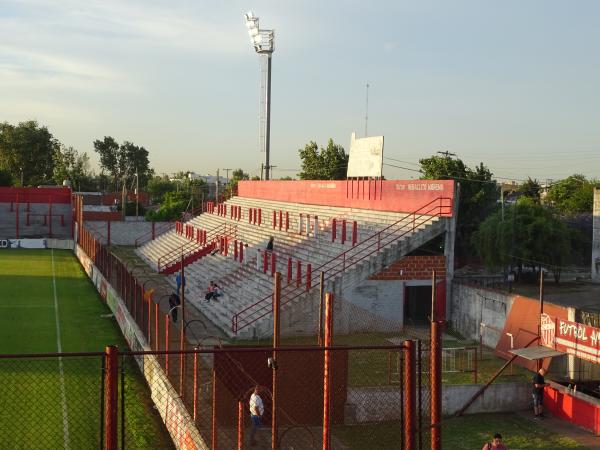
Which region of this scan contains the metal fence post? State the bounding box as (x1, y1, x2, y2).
(193, 348, 199, 422)
(430, 271, 442, 450)
(404, 340, 416, 450)
(322, 292, 334, 450)
(272, 272, 282, 450)
(104, 345, 119, 450)
(212, 368, 218, 450)
(237, 400, 244, 450)
(165, 315, 170, 376)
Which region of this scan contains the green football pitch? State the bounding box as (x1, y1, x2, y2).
(0, 248, 174, 449)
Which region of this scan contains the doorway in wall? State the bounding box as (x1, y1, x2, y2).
(404, 285, 432, 325)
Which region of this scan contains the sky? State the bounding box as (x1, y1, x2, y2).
(1, 0, 599, 182)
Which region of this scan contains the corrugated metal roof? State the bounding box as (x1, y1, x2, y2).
(509, 346, 565, 360)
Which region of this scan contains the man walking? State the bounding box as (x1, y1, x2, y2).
(533, 367, 549, 419)
(249, 386, 264, 446)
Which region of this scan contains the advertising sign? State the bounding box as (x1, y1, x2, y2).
(540, 313, 600, 364)
(0, 239, 47, 249)
(347, 132, 384, 178)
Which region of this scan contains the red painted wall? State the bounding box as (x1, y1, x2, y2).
(238, 180, 455, 215)
(545, 386, 600, 435)
(0, 187, 71, 204)
(495, 296, 569, 372)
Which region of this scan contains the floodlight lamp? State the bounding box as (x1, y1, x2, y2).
(248, 27, 259, 37)
(245, 11, 254, 20)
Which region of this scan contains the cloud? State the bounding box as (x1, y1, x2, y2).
(1, 0, 248, 54)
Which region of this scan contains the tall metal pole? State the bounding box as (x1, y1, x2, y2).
(403, 340, 416, 450)
(272, 272, 281, 450)
(430, 270, 441, 450)
(317, 271, 325, 346)
(215, 169, 220, 202)
(538, 268, 545, 371)
(265, 53, 272, 180)
(135, 169, 139, 220)
(322, 292, 334, 450)
(365, 83, 369, 137)
(179, 254, 185, 396)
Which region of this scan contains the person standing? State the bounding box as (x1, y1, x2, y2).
(482, 433, 508, 450)
(249, 386, 264, 446)
(168, 293, 180, 323)
(266, 236, 274, 252)
(533, 367, 549, 419)
(176, 271, 185, 295)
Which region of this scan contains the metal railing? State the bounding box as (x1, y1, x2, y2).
(134, 202, 214, 247)
(231, 197, 453, 333)
(157, 222, 237, 273)
(133, 221, 175, 247)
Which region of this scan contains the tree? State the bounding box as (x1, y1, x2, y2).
(0, 169, 13, 186)
(93, 137, 153, 191)
(0, 121, 59, 186)
(546, 174, 598, 215)
(227, 168, 249, 194)
(147, 175, 177, 204)
(473, 198, 572, 282)
(517, 177, 542, 203)
(53, 145, 93, 191)
(298, 139, 348, 180)
(419, 155, 498, 257)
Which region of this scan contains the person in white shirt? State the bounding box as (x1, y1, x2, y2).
(249, 386, 264, 446)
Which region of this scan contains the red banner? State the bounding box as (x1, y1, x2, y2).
(541, 313, 600, 364)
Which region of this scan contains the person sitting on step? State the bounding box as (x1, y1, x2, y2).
(204, 281, 222, 302)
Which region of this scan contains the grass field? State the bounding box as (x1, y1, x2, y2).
(239, 331, 532, 387)
(334, 413, 586, 449)
(0, 248, 173, 449)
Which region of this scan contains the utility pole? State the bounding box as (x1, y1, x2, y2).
(500, 184, 504, 222)
(261, 164, 264, 181)
(437, 151, 457, 158)
(121, 178, 126, 221)
(215, 169, 220, 202)
(222, 168, 232, 184)
(135, 169, 139, 220)
(365, 83, 369, 137)
(268, 165, 277, 179)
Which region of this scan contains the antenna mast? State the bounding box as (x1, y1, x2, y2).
(365, 83, 369, 137)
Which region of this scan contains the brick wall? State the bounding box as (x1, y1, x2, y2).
(370, 255, 445, 280)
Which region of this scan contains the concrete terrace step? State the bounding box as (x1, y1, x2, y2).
(135, 195, 448, 338)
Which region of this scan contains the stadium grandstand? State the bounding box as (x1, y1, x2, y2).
(135, 179, 457, 339)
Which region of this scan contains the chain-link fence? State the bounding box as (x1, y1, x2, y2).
(121, 345, 416, 450)
(0, 354, 104, 450)
(75, 224, 444, 449)
(0, 345, 427, 449)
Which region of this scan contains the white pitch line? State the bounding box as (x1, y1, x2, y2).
(51, 248, 71, 450)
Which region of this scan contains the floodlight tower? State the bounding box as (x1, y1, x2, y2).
(245, 11, 275, 180)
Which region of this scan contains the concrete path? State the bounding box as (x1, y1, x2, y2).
(516, 410, 600, 449)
